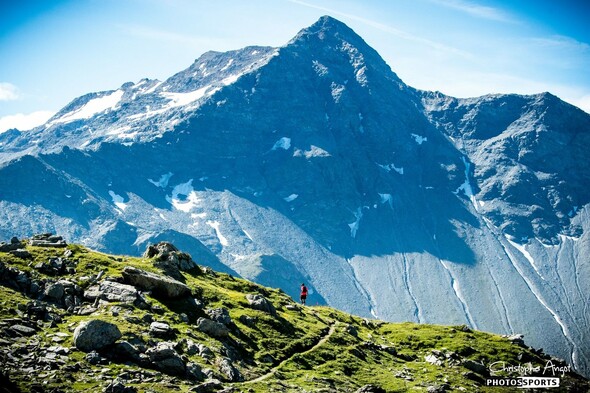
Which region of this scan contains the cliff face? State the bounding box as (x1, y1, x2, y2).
(0, 16, 589, 376)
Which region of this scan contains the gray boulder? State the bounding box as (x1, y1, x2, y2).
(43, 282, 65, 301)
(146, 342, 186, 376)
(99, 280, 138, 303)
(186, 362, 205, 381)
(246, 294, 276, 316)
(73, 320, 122, 352)
(206, 308, 232, 326)
(149, 321, 173, 338)
(121, 266, 190, 298)
(8, 249, 32, 259)
(196, 317, 229, 339)
(216, 357, 242, 382)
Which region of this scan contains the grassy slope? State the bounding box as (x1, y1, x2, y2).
(0, 242, 587, 392)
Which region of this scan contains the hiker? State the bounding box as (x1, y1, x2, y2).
(300, 283, 308, 305)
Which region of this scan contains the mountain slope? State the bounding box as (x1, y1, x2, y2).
(1, 238, 588, 392)
(0, 16, 589, 377)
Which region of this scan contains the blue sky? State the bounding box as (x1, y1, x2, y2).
(1, 0, 589, 132)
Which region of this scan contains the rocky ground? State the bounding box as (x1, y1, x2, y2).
(0, 235, 588, 392)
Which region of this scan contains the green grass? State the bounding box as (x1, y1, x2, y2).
(0, 242, 587, 392)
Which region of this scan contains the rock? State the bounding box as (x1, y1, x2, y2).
(146, 342, 186, 376)
(186, 339, 199, 355)
(190, 380, 223, 393)
(9, 324, 36, 336)
(73, 320, 122, 352)
(186, 362, 205, 381)
(179, 313, 189, 323)
(217, 357, 242, 382)
(206, 308, 232, 326)
(43, 282, 65, 301)
(504, 334, 525, 346)
(83, 285, 103, 300)
(462, 359, 488, 376)
(104, 378, 137, 393)
(0, 237, 24, 252)
(196, 317, 230, 339)
(111, 341, 141, 363)
(149, 321, 174, 338)
(355, 385, 386, 393)
(198, 344, 214, 360)
(425, 354, 444, 366)
(245, 294, 276, 316)
(427, 384, 450, 393)
(85, 350, 105, 365)
(238, 315, 256, 328)
(8, 249, 32, 259)
(121, 266, 190, 298)
(99, 280, 138, 303)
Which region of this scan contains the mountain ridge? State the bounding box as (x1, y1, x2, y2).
(0, 15, 589, 377)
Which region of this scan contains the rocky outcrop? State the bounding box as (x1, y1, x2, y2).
(146, 342, 186, 376)
(121, 266, 190, 298)
(73, 320, 122, 352)
(144, 242, 200, 280)
(0, 237, 24, 252)
(196, 317, 229, 339)
(245, 294, 276, 316)
(30, 233, 67, 248)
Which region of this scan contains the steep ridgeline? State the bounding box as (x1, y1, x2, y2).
(0, 16, 589, 377)
(1, 238, 589, 392)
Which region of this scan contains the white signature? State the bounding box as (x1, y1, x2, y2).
(489, 360, 571, 377)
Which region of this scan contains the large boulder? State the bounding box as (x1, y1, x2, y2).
(246, 294, 277, 316)
(205, 308, 232, 326)
(196, 317, 229, 339)
(144, 242, 199, 279)
(99, 280, 138, 303)
(121, 266, 190, 298)
(146, 342, 186, 376)
(73, 320, 122, 352)
(216, 357, 242, 382)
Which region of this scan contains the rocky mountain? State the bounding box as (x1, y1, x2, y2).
(0, 16, 589, 377)
(1, 237, 589, 392)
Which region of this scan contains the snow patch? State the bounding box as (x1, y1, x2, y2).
(220, 59, 234, 71)
(272, 137, 291, 151)
(284, 194, 298, 202)
(312, 60, 328, 77)
(506, 237, 545, 280)
(331, 82, 345, 103)
(455, 156, 478, 209)
(411, 133, 427, 145)
(148, 172, 173, 188)
(348, 208, 363, 238)
(304, 145, 330, 158)
(108, 190, 127, 211)
(161, 86, 210, 108)
(206, 220, 229, 246)
(378, 163, 403, 175)
(379, 193, 393, 208)
(166, 179, 200, 212)
(53, 90, 124, 123)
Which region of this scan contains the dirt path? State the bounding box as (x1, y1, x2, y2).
(244, 322, 338, 384)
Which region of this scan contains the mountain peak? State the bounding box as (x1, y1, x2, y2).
(291, 15, 364, 45)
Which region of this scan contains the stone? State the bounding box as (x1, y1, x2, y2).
(427, 384, 450, 393)
(146, 342, 186, 376)
(216, 357, 242, 382)
(186, 339, 199, 355)
(121, 266, 190, 298)
(462, 359, 488, 376)
(355, 385, 386, 393)
(104, 378, 137, 393)
(245, 294, 276, 316)
(85, 350, 105, 365)
(111, 341, 141, 363)
(198, 344, 214, 360)
(190, 380, 223, 393)
(206, 308, 232, 326)
(99, 280, 138, 303)
(505, 334, 525, 346)
(196, 317, 229, 339)
(238, 315, 257, 328)
(149, 321, 173, 338)
(73, 320, 122, 352)
(43, 282, 65, 301)
(186, 362, 205, 381)
(425, 354, 444, 366)
(9, 324, 36, 336)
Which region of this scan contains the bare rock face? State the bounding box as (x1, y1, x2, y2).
(73, 319, 122, 352)
(121, 266, 190, 299)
